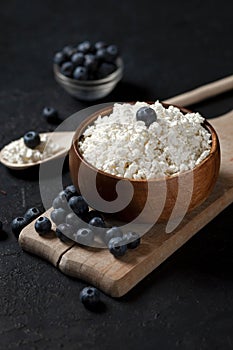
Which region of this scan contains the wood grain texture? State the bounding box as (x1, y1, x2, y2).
(19, 208, 75, 267)
(19, 110, 233, 297)
(164, 75, 233, 107)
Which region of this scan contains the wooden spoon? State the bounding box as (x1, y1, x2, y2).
(0, 131, 75, 170)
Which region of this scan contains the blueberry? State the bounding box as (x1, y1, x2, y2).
(34, 216, 52, 236)
(63, 45, 76, 58)
(68, 196, 89, 216)
(105, 44, 119, 62)
(136, 107, 157, 127)
(58, 190, 71, 201)
(89, 216, 105, 228)
(80, 286, 100, 307)
(56, 223, 73, 242)
(96, 62, 116, 79)
(84, 54, 99, 72)
(64, 185, 79, 199)
(53, 51, 67, 66)
(24, 207, 41, 223)
(74, 227, 94, 245)
(42, 107, 59, 124)
(104, 226, 123, 244)
(23, 131, 41, 149)
(96, 48, 107, 62)
(52, 194, 69, 211)
(65, 212, 83, 229)
(108, 237, 127, 257)
(71, 52, 84, 66)
(11, 217, 28, 236)
(89, 216, 106, 237)
(73, 66, 88, 80)
(124, 231, 141, 249)
(50, 208, 67, 225)
(77, 41, 93, 54)
(60, 61, 74, 78)
(83, 210, 104, 223)
(94, 41, 107, 50)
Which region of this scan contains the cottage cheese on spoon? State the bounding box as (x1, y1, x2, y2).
(1, 134, 62, 164)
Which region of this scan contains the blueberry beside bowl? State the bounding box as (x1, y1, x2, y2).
(53, 41, 124, 101)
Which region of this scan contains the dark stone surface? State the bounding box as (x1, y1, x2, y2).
(0, 0, 233, 349)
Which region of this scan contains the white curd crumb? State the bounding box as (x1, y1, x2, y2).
(78, 101, 212, 179)
(1, 134, 63, 164)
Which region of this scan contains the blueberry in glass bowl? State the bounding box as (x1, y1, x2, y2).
(53, 40, 124, 101)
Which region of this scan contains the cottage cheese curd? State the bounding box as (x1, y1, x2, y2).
(78, 101, 212, 179)
(1, 134, 62, 164)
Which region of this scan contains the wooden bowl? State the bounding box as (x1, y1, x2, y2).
(69, 103, 220, 223)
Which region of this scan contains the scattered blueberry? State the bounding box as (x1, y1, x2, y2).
(56, 223, 73, 242)
(58, 190, 71, 201)
(89, 216, 105, 229)
(50, 208, 67, 225)
(108, 237, 127, 257)
(53, 51, 66, 66)
(23, 131, 41, 149)
(71, 52, 84, 66)
(42, 107, 59, 124)
(11, 217, 28, 236)
(89, 216, 106, 237)
(97, 62, 116, 79)
(74, 227, 94, 245)
(35, 216, 52, 236)
(124, 231, 141, 249)
(65, 212, 82, 229)
(60, 61, 74, 77)
(64, 184, 79, 199)
(136, 107, 157, 127)
(80, 286, 100, 307)
(52, 194, 69, 211)
(24, 207, 41, 223)
(73, 66, 88, 80)
(104, 226, 123, 244)
(83, 210, 104, 223)
(68, 196, 89, 216)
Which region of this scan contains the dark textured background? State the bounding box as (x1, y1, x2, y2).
(0, 0, 233, 349)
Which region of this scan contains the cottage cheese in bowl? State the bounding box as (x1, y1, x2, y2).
(78, 101, 212, 180)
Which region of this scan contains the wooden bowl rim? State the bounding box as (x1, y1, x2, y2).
(71, 102, 220, 183)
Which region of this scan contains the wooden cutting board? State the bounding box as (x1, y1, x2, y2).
(19, 111, 233, 297)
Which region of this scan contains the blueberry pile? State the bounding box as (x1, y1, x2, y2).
(54, 40, 120, 80)
(36, 184, 141, 257)
(11, 207, 41, 236)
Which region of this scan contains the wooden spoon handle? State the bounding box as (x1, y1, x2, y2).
(163, 74, 233, 107)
